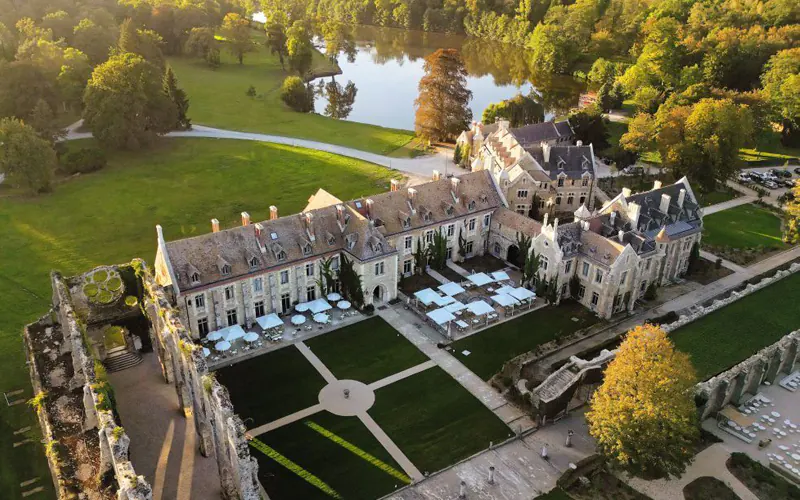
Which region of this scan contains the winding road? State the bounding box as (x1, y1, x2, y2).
(66, 121, 454, 181)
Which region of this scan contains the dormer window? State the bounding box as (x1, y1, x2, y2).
(276, 251, 286, 262)
(221, 264, 231, 276)
(446, 205, 455, 216)
(468, 200, 476, 211)
(327, 234, 335, 246)
(190, 272, 200, 284)
(249, 257, 259, 269)
(402, 217, 411, 228)
(372, 242, 382, 252)
(423, 211, 432, 222)
(303, 244, 312, 256)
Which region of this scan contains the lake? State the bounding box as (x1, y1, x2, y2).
(308, 25, 586, 131)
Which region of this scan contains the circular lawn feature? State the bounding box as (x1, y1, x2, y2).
(96, 290, 114, 304)
(318, 380, 375, 417)
(83, 283, 99, 297)
(92, 269, 108, 282)
(125, 296, 138, 307)
(107, 277, 122, 291)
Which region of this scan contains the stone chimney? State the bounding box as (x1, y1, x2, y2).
(451, 177, 460, 197)
(269, 205, 278, 220)
(678, 189, 686, 208)
(660, 194, 671, 213)
(618, 229, 625, 242)
(552, 217, 559, 234)
(432, 170, 441, 181)
(610, 212, 616, 226)
(390, 179, 400, 192)
(366, 198, 374, 220)
(241, 212, 250, 226)
(576, 140, 583, 146)
(543, 213, 549, 227)
(542, 143, 552, 163)
(653, 180, 662, 190)
(622, 187, 632, 198)
(627, 202, 641, 227)
(408, 188, 417, 203)
(211, 218, 220, 233)
(254, 222, 263, 238)
(497, 119, 510, 130)
(336, 204, 346, 228)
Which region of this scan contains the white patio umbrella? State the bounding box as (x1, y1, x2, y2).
(215, 340, 231, 352)
(207, 331, 223, 341)
(291, 314, 306, 325)
(337, 300, 351, 310)
(313, 313, 330, 323)
(327, 292, 342, 301)
(295, 302, 310, 312)
(243, 332, 259, 342)
(202, 347, 210, 357)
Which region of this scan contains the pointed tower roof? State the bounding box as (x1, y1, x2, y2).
(655, 226, 670, 243)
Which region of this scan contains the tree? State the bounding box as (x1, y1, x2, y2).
(280, 76, 313, 112)
(323, 80, 357, 119)
(415, 49, 473, 142)
(459, 143, 471, 168)
(317, 257, 337, 295)
(265, 20, 288, 69)
(83, 53, 177, 149)
(41, 11, 74, 43)
(221, 12, 254, 65)
(587, 325, 699, 477)
(27, 98, 64, 142)
(568, 273, 580, 298)
(412, 237, 428, 274)
(569, 105, 610, 150)
(620, 113, 656, 155)
(185, 27, 220, 67)
(521, 248, 541, 287)
(631, 86, 663, 114)
(72, 19, 116, 66)
(526, 23, 576, 74)
(0, 21, 16, 61)
(427, 230, 448, 270)
(0, 60, 58, 121)
(57, 48, 92, 111)
(286, 21, 313, 76)
(761, 48, 800, 147)
(482, 93, 544, 127)
(784, 184, 800, 245)
(116, 19, 165, 68)
(338, 253, 364, 308)
(163, 65, 190, 130)
(514, 233, 532, 268)
(0, 118, 55, 194)
(453, 144, 462, 165)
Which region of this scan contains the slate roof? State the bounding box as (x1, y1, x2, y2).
(510, 120, 573, 146)
(625, 181, 702, 234)
(525, 144, 595, 180)
(492, 207, 543, 236)
(349, 170, 503, 236)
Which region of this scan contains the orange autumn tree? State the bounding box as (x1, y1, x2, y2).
(414, 48, 472, 142)
(586, 324, 699, 477)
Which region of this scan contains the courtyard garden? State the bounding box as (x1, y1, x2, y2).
(216, 318, 511, 499)
(671, 271, 800, 380)
(168, 34, 415, 156)
(0, 138, 401, 497)
(701, 203, 790, 265)
(453, 301, 600, 380)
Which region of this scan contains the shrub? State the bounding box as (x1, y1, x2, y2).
(60, 147, 107, 175)
(280, 76, 313, 112)
(96, 290, 114, 304)
(245, 85, 256, 97)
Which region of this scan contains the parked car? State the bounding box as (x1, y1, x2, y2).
(781, 178, 796, 188)
(764, 180, 779, 189)
(779, 169, 793, 178)
(794, 167, 800, 175)
(737, 172, 751, 182)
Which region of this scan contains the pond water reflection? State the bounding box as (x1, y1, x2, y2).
(310, 25, 585, 131)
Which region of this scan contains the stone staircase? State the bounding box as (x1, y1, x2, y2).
(104, 346, 142, 372)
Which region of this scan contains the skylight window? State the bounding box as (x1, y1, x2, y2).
(355, 201, 363, 208)
(270, 232, 278, 240)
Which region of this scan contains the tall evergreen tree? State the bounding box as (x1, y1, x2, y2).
(163, 65, 191, 130)
(414, 49, 472, 142)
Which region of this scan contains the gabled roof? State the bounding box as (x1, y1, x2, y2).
(510, 120, 573, 146)
(525, 144, 595, 180)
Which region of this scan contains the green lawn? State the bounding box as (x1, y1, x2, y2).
(305, 317, 428, 384)
(671, 272, 800, 379)
(696, 189, 739, 207)
(251, 411, 408, 500)
(369, 367, 513, 474)
(215, 346, 327, 427)
(452, 302, 600, 380)
(702, 203, 788, 251)
(168, 35, 415, 155)
(0, 138, 400, 496)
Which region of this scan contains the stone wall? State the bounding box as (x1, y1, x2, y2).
(138, 260, 262, 500)
(524, 262, 800, 421)
(24, 270, 152, 499)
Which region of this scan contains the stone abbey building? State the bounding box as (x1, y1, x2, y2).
(154, 170, 703, 338)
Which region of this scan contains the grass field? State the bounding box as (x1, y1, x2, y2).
(0, 138, 400, 497)
(168, 35, 416, 155)
(369, 367, 513, 474)
(452, 302, 600, 380)
(671, 272, 800, 379)
(305, 317, 428, 384)
(702, 204, 788, 251)
(251, 411, 408, 500)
